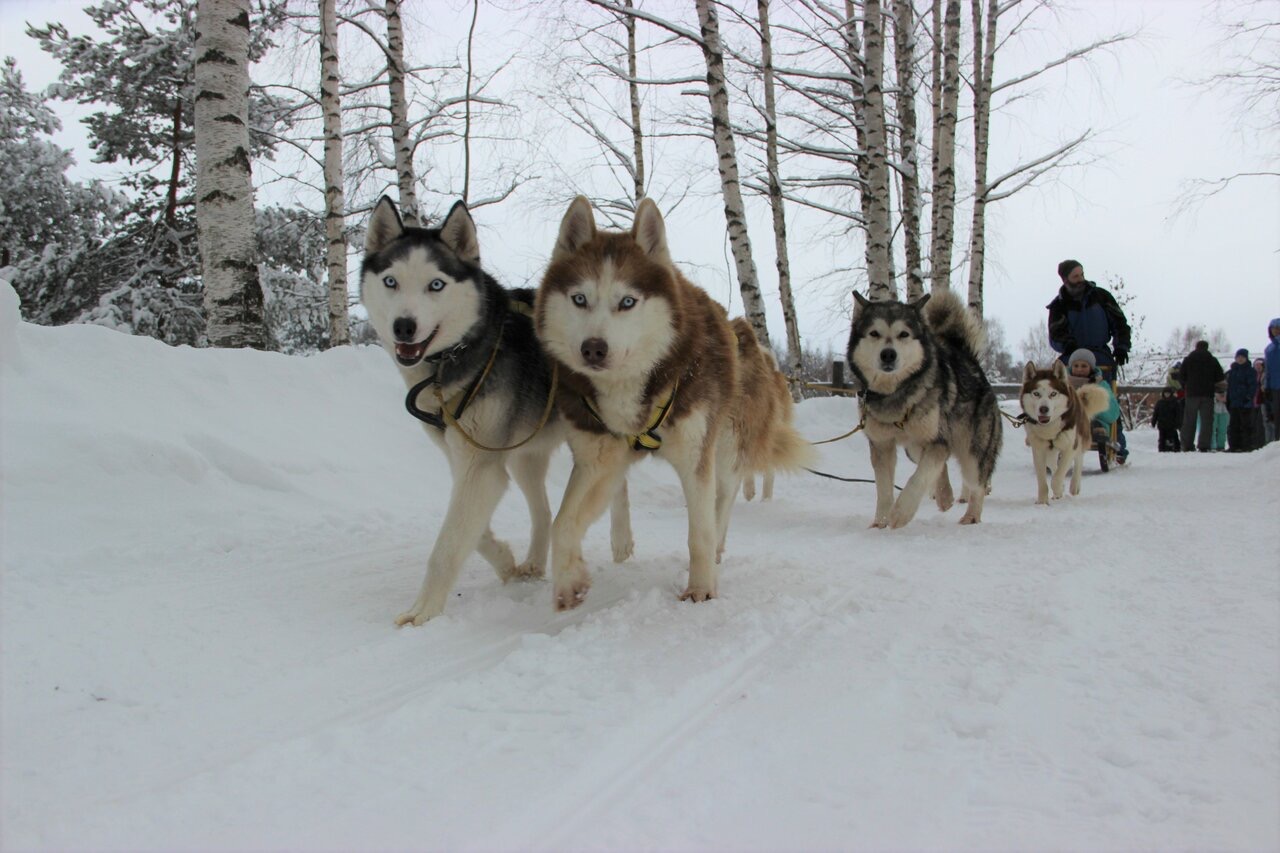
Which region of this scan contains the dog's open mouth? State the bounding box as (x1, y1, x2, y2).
(394, 327, 439, 366)
(1037, 414, 1051, 424)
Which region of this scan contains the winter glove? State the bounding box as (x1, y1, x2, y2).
(1114, 348, 1128, 366)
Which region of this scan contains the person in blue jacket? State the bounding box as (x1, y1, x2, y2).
(1226, 348, 1258, 452)
(1266, 318, 1280, 445)
(1050, 261, 1132, 461)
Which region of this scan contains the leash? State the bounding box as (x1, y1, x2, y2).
(1000, 409, 1030, 428)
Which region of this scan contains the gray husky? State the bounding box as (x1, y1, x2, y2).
(361, 197, 633, 625)
(845, 289, 1003, 527)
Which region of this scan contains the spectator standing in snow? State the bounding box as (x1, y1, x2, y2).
(1226, 348, 1258, 452)
(1179, 340, 1225, 452)
(1265, 319, 1280, 444)
(1255, 357, 1271, 446)
(1151, 388, 1181, 452)
(1212, 392, 1229, 451)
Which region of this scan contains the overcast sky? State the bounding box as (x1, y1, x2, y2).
(2, 0, 1277, 361)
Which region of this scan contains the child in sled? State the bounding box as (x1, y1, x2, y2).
(1068, 349, 1126, 464)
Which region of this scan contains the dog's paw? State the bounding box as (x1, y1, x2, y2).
(958, 512, 980, 525)
(553, 575, 591, 611)
(869, 519, 889, 529)
(502, 561, 544, 583)
(679, 585, 716, 603)
(611, 537, 635, 563)
(1051, 490, 1064, 500)
(395, 599, 444, 627)
(1069, 483, 1080, 496)
(935, 494, 955, 512)
(1035, 497, 1049, 506)
(888, 506, 917, 529)
(742, 479, 756, 501)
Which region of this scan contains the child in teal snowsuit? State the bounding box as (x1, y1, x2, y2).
(1212, 392, 1229, 450)
(1068, 348, 1124, 460)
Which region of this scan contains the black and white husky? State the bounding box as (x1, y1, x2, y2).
(361, 197, 632, 625)
(845, 290, 1003, 527)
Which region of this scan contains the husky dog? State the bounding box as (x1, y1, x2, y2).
(845, 290, 1003, 527)
(535, 196, 811, 609)
(733, 319, 797, 502)
(1019, 360, 1111, 504)
(361, 196, 633, 626)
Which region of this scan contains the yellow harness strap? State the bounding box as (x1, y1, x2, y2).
(584, 378, 679, 451)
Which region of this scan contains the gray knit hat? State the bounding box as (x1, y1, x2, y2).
(1068, 348, 1096, 370)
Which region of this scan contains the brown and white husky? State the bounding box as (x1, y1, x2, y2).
(1019, 360, 1111, 504)
(534, 196, 811, 609)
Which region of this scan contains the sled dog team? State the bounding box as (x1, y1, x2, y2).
(362, 196, 1095, 625)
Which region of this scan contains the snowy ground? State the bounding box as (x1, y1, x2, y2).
(3, 282, 1278, 851)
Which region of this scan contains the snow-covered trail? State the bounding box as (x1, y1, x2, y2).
(3, 293, 1277, 850)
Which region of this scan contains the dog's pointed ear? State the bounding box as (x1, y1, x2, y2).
(910, 292, 931, 311)
(852, 290, 870, 309)
(366, 196, 404, 254)
(632, 197, 671, 264)
(1052, 359, 1068, 381)
(553, 196, 597, 260)
(1023, 360, 1038, 382)
(440, 200, 480, 264)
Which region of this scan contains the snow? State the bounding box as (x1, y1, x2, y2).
(3, 279, 1278, 851)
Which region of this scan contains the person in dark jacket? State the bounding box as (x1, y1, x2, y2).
(1226, 348, 1258, 452)
(1265, 318, 1280, 444)
(1150, 388, 1181, 452)
(1048, 260, 1132, 460)
(1179, 340, 1225, 452)
(1047, 260, 1132, 375)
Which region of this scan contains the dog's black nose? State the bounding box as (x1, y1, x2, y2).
(393, 317, 417, 342)
(880, 347, 897, 364)
(581, 337, 609, 367)
(1039, 405, 1049, 415)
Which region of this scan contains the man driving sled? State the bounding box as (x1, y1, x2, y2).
(1047, 259, 1132, 464)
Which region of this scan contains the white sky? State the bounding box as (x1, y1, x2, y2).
(1, 0, 1277, 360)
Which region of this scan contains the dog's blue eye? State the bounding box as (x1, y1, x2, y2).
(572, 293, 588, 307)
(429, 279, 446, 292)
(619, 296, 637, 310)
(383, 275, 397, 289)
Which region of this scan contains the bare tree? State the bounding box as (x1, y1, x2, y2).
(385, 0, 420, 225)
(756, 0, 802, 387)
(1018, 322, 1056, 368)
(964, 0, 997, 315)
(195, 0, 266, 348)
(929, 0, 962, 293)
(893, 0, 924, 300)
(320, 0, 348, 346)
(860, 0, 896, 301)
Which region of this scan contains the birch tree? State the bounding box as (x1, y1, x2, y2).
(858, 0, 895, 301)
(892, 0, 924, 301)
(320, 0, 348, 345)
(929, 0, 962, 293)
(965, 0, 997, 316)
(756, 0, 802, 383)
(194, 0, 265, 348)
(694, 0, 770, 345)
(385, 0, 420, 225)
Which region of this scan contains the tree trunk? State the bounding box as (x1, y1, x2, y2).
(860, 0, 895, 301)
(694, 0, 770, 347)
(385, 0, 419, 226)
(756, 0, 802, 390)
(625, 0, 645, 204)
(966, 0, 998, 317)
(321, 0, 349, 346)
(166, 98, 183, 233)
(928, 0, 961, 293)
(893, 0, 924, 301)
(194, 0, 265, 349)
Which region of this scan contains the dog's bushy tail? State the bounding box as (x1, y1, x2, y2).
(730, 318, 815, 474)
(923, 289, 986, 362)
(1076, 384, 1111, 419)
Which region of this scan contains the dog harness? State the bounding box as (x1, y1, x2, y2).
(582, 379, 679, 451)
(403, 301, 557, 452)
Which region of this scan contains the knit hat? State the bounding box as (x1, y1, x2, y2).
(1057, 259, 1082, 280)
(1236, 348, 1249, 358)
(1068, 348, 1096, 370)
